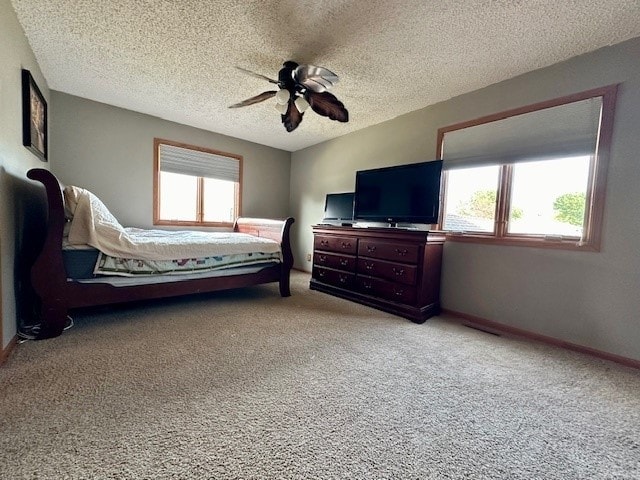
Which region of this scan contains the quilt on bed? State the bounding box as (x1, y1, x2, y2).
(63, 186, 281, 261)
(62, 186, 282, 274)
(94, 251, 281, 277)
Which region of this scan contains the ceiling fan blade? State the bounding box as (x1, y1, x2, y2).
(294, 64, 339, 93)
(235, 67, 279, 84)
(304, 91, 349, 122)
(282, 99, 304, 132)
(228, 91, 277, 108)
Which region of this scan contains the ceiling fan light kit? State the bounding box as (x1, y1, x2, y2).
(230, 61, 349, 132)
(275, 89, 290, 104)
(294, 96, 310, 113)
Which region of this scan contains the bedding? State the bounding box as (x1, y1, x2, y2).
(62, 184, 283, 278)
(93, 251, 282, 277)
(63, 185, 281, 260)
(62, 247, 281, 279)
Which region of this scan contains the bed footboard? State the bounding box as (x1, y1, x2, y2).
(234, 217, 295, 296)
(27, 168, 295, 340)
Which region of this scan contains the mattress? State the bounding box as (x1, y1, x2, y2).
(63, 248, 101, 279)
(70, 263, 279, 287)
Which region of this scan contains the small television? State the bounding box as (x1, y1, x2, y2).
(353, 160, 443, 225)
(322, 192, 355, 225)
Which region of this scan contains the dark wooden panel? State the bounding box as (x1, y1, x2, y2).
(356, 276, 417, 304)
(358, 239, 419, 263)
(314, 235, 358, 254)
(312, 267, 355, 289)
(357, 258, 417, 285)
(314, 252, 356, 272)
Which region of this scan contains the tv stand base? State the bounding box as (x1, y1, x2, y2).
(310, 225, 444, 323)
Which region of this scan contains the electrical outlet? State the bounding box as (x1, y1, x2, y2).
(306, 253, 312, 262)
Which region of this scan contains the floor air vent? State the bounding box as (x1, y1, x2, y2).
(462, 323, 502, 336)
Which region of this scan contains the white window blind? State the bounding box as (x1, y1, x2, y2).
(442, 97, 602, 170)
(159, 143, 240, 182)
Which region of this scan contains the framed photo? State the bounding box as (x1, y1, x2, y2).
(21, 69, 48, 161)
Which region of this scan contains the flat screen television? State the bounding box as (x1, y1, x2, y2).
(322, 192, 355, 224)
(353, 160, 443, 225)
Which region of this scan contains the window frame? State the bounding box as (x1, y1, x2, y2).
(436, 85, 618, 251)
(153, 138, 243, 227)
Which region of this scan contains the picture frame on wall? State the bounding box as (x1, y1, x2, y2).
(21, 69, 47, 161)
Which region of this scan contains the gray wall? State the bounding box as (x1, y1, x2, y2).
(51, 92, 291, 228)
(291, 38, 640, 361)
(0, 0, 50, 351)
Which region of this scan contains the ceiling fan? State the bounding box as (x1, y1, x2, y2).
(229, 61, 349, 132)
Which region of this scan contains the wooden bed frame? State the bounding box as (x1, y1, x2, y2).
(27, 168, 295, 340)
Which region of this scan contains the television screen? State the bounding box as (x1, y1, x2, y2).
(353, 161, 443, 225)
(323, 192, 355, 223)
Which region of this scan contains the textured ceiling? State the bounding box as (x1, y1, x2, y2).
(11, 0, 640, 152)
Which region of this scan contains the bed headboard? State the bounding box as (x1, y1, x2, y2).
(27, 168, 66, 245)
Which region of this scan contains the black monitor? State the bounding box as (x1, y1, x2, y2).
(322, 192, 355, 225)
(353, 160, 442, 226)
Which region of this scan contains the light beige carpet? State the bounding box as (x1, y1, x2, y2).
(1, 271, 639, 479)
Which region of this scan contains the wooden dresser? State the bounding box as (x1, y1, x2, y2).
(310, 225, 445, 323)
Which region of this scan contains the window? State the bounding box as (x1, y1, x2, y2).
(153, 139, 242, 227)
(437, 85, 618, 251)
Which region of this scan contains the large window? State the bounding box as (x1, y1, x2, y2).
(437, 85, 618, 251)
(153, 139, 242, 227)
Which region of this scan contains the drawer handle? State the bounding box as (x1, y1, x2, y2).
(365, 261, 374, 271)
(394, 288, 405, 297)
(320, 240, 329, 247)
(318, 270, 326, 278)
(341, 242, 351, 249)
(392, 267, 405, 277)
(366, 245, 376, 252)
(318, 255, 327, 263)
(339, 259, 349, 266)
(339, 274, 348, 283)
(394, 248, 408, 256)
(363, 282, 373, 290)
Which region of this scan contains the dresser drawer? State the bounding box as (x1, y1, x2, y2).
(313, 267, 356, 289)
(314, 235, 358, 254)
(357, 258, 417, 286)
(358, 240, 420, 263)
(356, 276, 417, 304)
(314, 252, 356, 272)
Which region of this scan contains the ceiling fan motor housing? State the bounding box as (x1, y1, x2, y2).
(278, 61, 300, 94)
